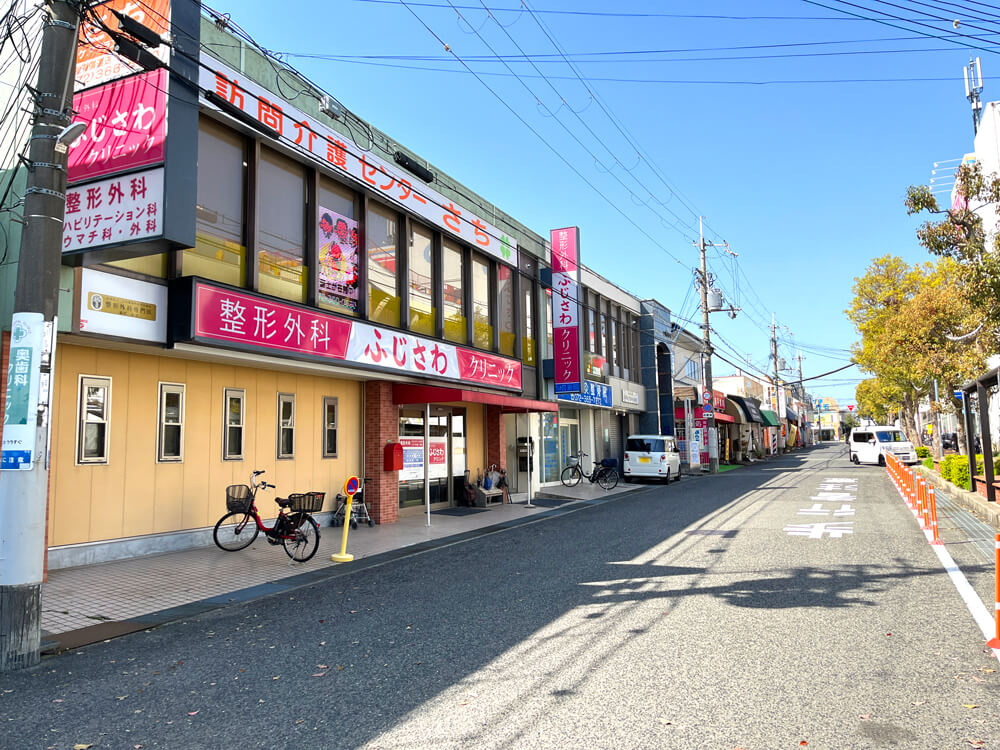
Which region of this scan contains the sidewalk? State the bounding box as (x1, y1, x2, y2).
(40, 482, 647, 652)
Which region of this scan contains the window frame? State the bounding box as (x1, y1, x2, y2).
(157, 382, 185, 463)
(322, 396, 338, 458)
(277, 392, 296, 459)
(223, 387, 245, 461)
(76, 375, 111, 465)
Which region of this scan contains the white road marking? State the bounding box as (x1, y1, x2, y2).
(783, 522, 854, 539)
(929, 542, 1000, 665)
(833, 504, 855, 517)
(797, 503, 829, 516)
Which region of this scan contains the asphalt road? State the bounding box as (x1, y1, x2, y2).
(2, 443, 999, 750)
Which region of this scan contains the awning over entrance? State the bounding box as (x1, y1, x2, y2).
(785, 406, 799, 422)
(728, 395, 763, 423)
(760, 409, 780, 427)
(393, 384, 557, 412)
(673, 405, 735, 423)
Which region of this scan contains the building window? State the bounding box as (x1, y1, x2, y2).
(685, 358, 700, 381)
(521, 278, 535, 366)
(224, 388, 244, 460)
(157, 383, 184, 462)
(472, 254, 492, 349)
(408, 223, 435, 335)
(497, 263, 515, 356)
(317, 177, 359, 315)
(258, 148, 307, 302)
(322, 397, 338, 458)
(368, 202, 400, 327)
(544, 287, 553, 356)
(182, 117, 247, 286)
(77, 376, 110, 464)
(587, 298, 597, 353)
(277, 393, 296, 459)
(442, 240, 465, 343)
(610, 308, 619, 373)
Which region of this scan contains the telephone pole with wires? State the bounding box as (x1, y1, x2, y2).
(0, 0, 83, 673)
(696, 217, 737, 474)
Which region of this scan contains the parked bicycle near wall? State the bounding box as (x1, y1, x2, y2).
(560, 451, 619, 490)
(213, 470, 322, 562)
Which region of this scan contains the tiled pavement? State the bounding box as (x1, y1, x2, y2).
(40, 481, 643, 646)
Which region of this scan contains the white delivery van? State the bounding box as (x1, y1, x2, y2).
(848, 426, 918, 466)
(624, 435, 682, 483)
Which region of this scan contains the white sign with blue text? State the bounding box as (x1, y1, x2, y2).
(557, 380, 612, 408)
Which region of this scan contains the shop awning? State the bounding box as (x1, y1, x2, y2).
(728, 395, 763, 423)
(760, 409, 780, 427)
(724, 398, 745, 423)
(674, 405, 735, 423)
(713, 411, 735, 423)
(785, 406, 799, 422)
(392, 384, 558, 412)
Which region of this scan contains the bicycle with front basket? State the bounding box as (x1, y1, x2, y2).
(213, 470, 322, 562)
(560, 451, 619, 490)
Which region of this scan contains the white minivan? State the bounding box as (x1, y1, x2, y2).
(624, 434, 682, 483)
(849, 426, 919, 466)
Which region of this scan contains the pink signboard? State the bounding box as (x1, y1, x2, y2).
(550, 227, 581, 394)
(191, 283, 522, 391)
(194, 285, 353, 360)
(68, 69, 168, 184)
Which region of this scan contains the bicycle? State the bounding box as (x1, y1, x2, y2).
(560, 451, 619, 490)
(213, 470, 322, 562)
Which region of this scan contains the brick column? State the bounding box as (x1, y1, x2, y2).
(363, 380, 398, 525)
(486, 404, 506, 470)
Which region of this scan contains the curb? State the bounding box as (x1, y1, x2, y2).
(917, 464, 1000, 532)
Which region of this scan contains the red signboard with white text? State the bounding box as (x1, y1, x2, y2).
(551, 227, 582, 394)
(68, 69, 168, 184)
(188, 282, 522, 391)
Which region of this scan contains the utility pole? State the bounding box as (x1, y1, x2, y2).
(1, 0, 82, 672)
(795, 352, 806, 445)
(770, 314, 781, 454)
(698, 217, 718, 474)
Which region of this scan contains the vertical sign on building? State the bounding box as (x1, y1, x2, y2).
(1, 314, 44, 470)
(550, 227, 582, 394)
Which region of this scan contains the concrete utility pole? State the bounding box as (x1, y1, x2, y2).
(698, 217, 718, 474)
(1, 0, 81, 672)
(770, 314, 781, 453)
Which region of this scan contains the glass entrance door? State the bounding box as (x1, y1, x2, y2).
(398, 406, 466, 511)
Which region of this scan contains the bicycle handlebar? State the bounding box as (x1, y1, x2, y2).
(252, 469, 266, 476)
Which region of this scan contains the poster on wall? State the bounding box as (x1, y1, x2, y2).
(1, 314, 44, 470)
(317, 206, 359, 312)
(398, 437, 448, 481)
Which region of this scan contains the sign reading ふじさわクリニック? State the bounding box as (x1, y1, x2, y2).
(1, 314, 44, 470)
(550, 227, 582, 394)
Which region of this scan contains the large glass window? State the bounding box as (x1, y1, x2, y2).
(472, 254, 492, 349)
(77, 376, 110, 464)
(257, 149, 307, 302)
(497, 264, 515, 356)
(368, 202, 400, 327)
(521, 278, 535, 366)
(408, 223, 435, 335)
(182, 118, 247, 286)
(157, 383, 184, 462)
(317, 177, 359, 315)
(442, 240, 465, 343)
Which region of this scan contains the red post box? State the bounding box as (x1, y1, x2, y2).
(384, 441, 403, 471)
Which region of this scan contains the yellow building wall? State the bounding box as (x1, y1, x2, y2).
(49, 343, 362, 546)
(464, 403, 485, 477)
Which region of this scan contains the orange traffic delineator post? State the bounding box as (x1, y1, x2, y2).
(919, 479, 930, 530)
(987, 534, 1000, 650)
(928, 487, 943, 546)
(921, 481, 931, 531)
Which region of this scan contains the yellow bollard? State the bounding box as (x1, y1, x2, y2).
(331, 475, 360, 563)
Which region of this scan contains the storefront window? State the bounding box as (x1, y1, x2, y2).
(497, 264, 515, 356)
(317, 178, 359, 315)
(541, 411, 560, 483)
(442, 240, 465, 343)
(182, 118, 246, 286)
(558, 407, 579, 478)
(521, 278, 535, 366)
(472, 254, 491, 350)
(408, 223, 435, 336)
(368, 202, 400, 327)
(257, 148, 306, 302)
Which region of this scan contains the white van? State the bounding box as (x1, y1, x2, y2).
(624, 435, 682, 483)
(849, 426, 918, 466)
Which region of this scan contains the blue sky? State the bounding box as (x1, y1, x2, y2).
(212, 0, 983, 405)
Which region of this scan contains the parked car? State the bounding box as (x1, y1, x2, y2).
(941, 433, 958, 450)
(623, 435, 682, 483)
(848, 426, 918, 466)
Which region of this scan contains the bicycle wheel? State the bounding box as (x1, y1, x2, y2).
(213, 511, 259, 551)
(561, 465, 582, 487)
(598, 468, 619, 490)
(283, 513, 319, 562)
